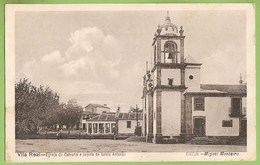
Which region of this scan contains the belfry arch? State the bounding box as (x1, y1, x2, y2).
(163, 41, 178, 63)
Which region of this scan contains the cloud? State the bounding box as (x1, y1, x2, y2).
(59, 58, 86, 76)
(22, 27, 124, 80)
(19, 27, 143, 109)
(40, 51, 65, 64)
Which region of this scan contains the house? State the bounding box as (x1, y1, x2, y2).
(141, 12, 247, 143)
(84, 104, 110, 114)
(117, 112, 143, 136)
(80, 113, 116, 135)
(79, 107, 143, 137)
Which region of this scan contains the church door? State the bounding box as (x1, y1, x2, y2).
(239, 119, 247, 137)
(194, 117, 206, 137)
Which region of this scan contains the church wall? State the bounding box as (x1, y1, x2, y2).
(185, 66, 201, 92)
(192, 97, 240, 136)
(153, 91, 157, 136)
(146, 92, 154, 138)
(161, 91, 181, 136)
(142, 97, 147, 136)
(242, 97, 247, 110)
(161, 68, 181, 86)
(152, 70, 157, 87)
(146, 95, 149, 135)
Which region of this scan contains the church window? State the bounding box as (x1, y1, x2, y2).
(194, 97, 205, 111)
(189, 75, 194, 80)
(230, 98, 242, 117)
(164, 41, 177, 63)
(222, 120, 233, 127)
(168, 78, 173, 86)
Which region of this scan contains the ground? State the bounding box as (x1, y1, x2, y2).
(16, 139, 246, 153)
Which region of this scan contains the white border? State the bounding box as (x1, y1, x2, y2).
(5, 3, 256, 162)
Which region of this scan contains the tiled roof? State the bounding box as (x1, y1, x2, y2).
(88, 114, 116, 121)
(200, 84, 246, 95)
(86, 112, 143, 121)
(184, 55, 198, 63)
(117, 113, 143, 120)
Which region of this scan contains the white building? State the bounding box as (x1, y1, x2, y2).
(80, 113, 116, 135)
(117, 112, 143, 136)
(142, 12, 247, 143)
(80, 109, 143, 136)
(84, 104, 110, 114)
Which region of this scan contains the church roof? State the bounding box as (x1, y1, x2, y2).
(156, 11, 179, 35)
(184, 55, 202, 66)
(184, 55, 198, 63)
(200, 84, 247, 95)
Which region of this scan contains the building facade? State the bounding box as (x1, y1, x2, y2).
(117, 112, 143, 136)
(85, 104, 110, 114)
(142, 12, 247, 143)
(80, 108, 143, 136)
(80, 113, 116, 135)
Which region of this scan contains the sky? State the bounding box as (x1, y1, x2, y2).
(15, 10, 246, 112)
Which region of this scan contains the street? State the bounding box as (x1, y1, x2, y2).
(16, 139, 246, 153)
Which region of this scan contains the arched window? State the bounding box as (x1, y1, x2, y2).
(164, 41, 178, 63)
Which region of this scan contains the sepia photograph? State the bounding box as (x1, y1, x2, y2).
(5, 4, 256, 162)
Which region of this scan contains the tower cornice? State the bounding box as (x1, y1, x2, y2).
(151, 63, 187, 72)
(152, 35, 185, 46)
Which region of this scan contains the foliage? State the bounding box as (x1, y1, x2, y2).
(15, 79, 59, 135)
(56, 100, 83, 133)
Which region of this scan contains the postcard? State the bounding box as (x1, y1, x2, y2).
(5, 3, 256, 162)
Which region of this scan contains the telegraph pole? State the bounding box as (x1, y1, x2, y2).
(135, 104, 139, 136)
(136, 104, 138, 126)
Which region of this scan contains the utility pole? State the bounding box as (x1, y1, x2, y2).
(135, 104, 139, 136)
(136, 104, 138, 126)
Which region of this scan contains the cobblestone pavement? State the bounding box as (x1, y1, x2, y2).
(16, 139, 246, 153)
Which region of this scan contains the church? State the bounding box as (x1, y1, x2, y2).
(141, 12, 247, 144)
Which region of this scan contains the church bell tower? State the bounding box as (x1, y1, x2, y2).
(144, 11, 188, 143)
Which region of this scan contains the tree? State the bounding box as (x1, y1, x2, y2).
(15, 79, 59, 135)
(56, 100, 83, 134)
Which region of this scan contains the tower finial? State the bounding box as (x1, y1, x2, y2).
(239, 73, 243, 85)
(165, 10, 171, 21)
